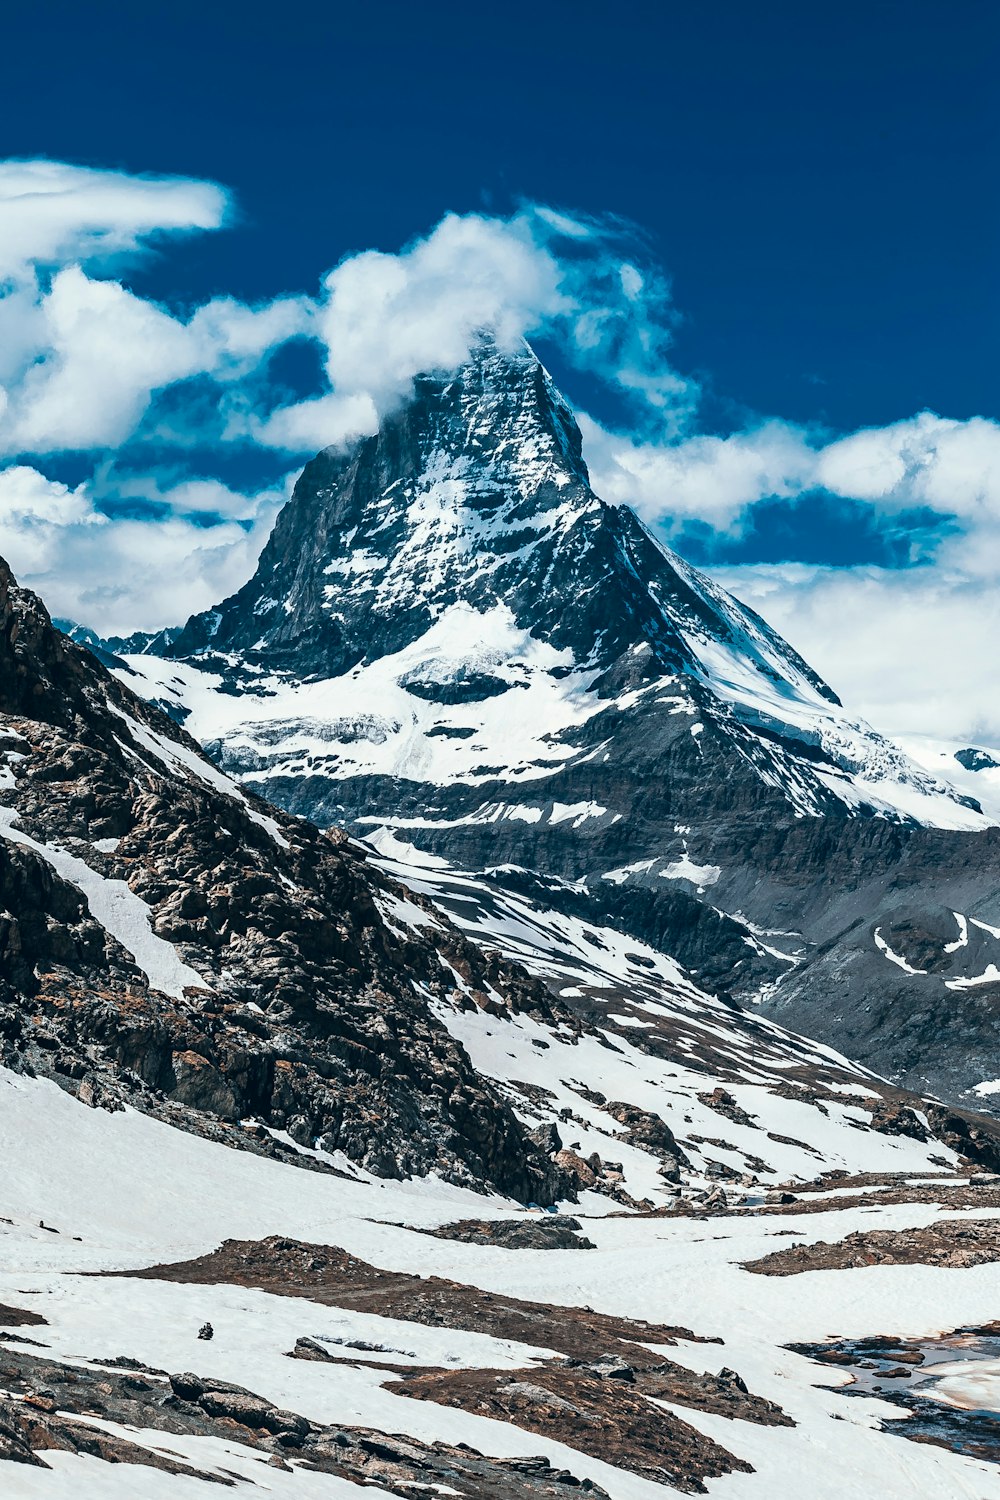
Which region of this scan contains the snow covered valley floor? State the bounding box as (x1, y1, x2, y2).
(4, 1064, 1000, 1500)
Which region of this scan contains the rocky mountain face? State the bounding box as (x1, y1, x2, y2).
(110, 340, 1000, 1110)
(0, 554, 574, 1202)
(7, 543, 993, 1204)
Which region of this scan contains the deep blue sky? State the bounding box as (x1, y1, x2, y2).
(4, 0, 998, 437)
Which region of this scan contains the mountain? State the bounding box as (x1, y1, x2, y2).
(9, 549, 1000, 1492)
(19, 543, 986, 1199)
(110, 339, 1000, 1110)
(0, 554, 571, 1202)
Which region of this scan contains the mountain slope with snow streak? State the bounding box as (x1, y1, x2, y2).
(102, 339, 1000, 1110)
(0, 552, 574, 1202)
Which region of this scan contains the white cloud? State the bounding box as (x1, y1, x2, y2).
(321, 212, 566, 398)
(0, 267, 313, 454)
(2, 268, 203, 451)
(815, 412, 1000, 520)
(716, 561, 1000, 746)
(0, 159, 227, 278)
(259, 206, 698, 448)
(0, 463, 288, 633)
(581, 415, 817, 530)
(0, 162, 311, 456)
(588, 411, 1000, 747)
(251, 391, 380, 453)
(0, 156, 997, 757)
(587, 409, 1000, 538)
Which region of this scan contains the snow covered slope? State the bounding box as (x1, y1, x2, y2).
(6, 979, 1000, 1497)
(100, 339, 1000, 1110)
(899, 732, 1000, 823)
(8, 546, 1000, 1492)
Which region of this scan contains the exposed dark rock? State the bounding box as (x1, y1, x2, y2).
(0, 1345, 612, 1496)
(389, 1363, 756, 1492)
(0, 1305, 47, 1328)
(0, 554, 570, 1204)
(423, 1216, 597, 1250)
(925, 1104, 1000, 1172)
(868, 1098, 928, 1140)
(698, 1088, 757, 1129)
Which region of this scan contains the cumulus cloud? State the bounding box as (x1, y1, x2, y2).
(256, 207, 698, 449)
(0, 267, 312, 454)
(0, 167, 695, 460)
(815, 413, 1000, 521)
(717, 561, 1000, 746)
(591, 410, 1000, 745)
(0, 160, 311, 456)
(250, 390, 380, 453)
(581, 415, 817, 530)
(0, 463, 288, 633)
(588, 409, 1000, 540)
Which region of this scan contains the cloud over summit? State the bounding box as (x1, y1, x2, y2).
(0, 156, 998, 745)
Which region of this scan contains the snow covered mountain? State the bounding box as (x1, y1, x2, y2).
(140, 338, 980, 830)
(107, 338, 1000, 1110)
(9, 549, 1000, 1493)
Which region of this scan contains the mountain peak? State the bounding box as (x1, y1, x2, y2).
(168, 338, 603, 673)
(90, 351, 1000, 1110)
(149, 347, 982, 840)
(408, 334, 591, 490)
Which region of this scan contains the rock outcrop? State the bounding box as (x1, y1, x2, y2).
(0, 556, 567, 1202)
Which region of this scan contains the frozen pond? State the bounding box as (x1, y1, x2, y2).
(792, 1327, 1000, 1462)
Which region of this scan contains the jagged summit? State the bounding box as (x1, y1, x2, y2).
(170, 337, 843, 704)
(140, 339, 974, 828)
(170, 339, 597, 674)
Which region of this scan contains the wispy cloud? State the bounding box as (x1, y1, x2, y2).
(0, 159, 226, 278)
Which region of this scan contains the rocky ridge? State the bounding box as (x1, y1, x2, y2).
(0, 554, 568, 1201)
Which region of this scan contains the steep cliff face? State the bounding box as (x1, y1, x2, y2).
(100, 341, 1000, 1108)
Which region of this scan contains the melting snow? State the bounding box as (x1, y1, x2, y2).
(0, 806, 208, 999)
(873, 927, 927, 976)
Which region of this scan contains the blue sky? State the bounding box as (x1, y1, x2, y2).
(1, 0, 999, 741)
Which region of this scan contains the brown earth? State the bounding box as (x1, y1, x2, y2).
(744, 1216, 1000, 1275)
(117, 1235, 788, 1433)
(389, 1363, 758, 1493)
